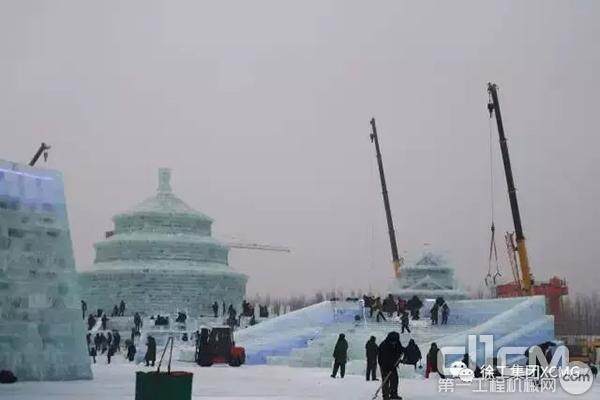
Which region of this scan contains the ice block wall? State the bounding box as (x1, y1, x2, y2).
(0, 160, 92, 381)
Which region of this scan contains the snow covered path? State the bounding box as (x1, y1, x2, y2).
(1, 360, 598, 399)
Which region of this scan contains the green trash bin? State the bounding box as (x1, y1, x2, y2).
(135, 371, 193, 400)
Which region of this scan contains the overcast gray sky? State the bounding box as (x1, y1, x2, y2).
(2, 1, 599, 297)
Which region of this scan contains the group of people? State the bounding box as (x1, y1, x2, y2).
(86, 330, 121, 364)
(330, 332, 446, 400)
(363, 294, 451, 327)
(110, 300, 127, 317)
(430, 297, 449, 325)
(363, 294, 427, 323)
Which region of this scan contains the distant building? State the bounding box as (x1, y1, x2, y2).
(79, 168, 247, 316)
(389, 251, 468, 300)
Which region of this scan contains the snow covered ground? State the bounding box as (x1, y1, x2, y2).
(2, 358, 597, 400)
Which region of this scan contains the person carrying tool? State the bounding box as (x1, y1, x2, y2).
(377, 332, 404, 400)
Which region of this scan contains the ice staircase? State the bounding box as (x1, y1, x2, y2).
(233, 296, 554, 374)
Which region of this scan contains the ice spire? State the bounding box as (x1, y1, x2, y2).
(158, 168, 172, 194)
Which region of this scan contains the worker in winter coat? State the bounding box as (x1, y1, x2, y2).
(331, 333, 348, 378)
(212, 301, 219, 318)
(441, 304, 449, 325)
(87, 314, 96, 331)
(81, 300, 87, 320)
(425, 343, 445, 378)
(378, 332, 404, 400)
(365, 336, 379, 381)
(430, 304, 439, 325)
(145, 336, 157, 367)
(403, 339, 421, 370)
(127, 341, 137, 362)
(89, 346, 97, 364)
(119, 300, 126, 316)
(400, 312, 411, 333)
(101, 314, 108, 330)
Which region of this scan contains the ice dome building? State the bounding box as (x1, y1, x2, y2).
(80, 168, 247, 316)
(389, 251, 468, 300)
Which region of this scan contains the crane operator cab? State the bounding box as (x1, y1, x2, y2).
(195, 326, 246, 367)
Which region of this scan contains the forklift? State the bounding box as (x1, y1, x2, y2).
(195, 326, 246, 367)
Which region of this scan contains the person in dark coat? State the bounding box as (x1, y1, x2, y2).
(331, 333, 348, 378)
(430, 304, 439, 325)
(407, 296, 423, 320)
(212, 301, 219, 318)
(145, 336, 157, 367)
(134, 312, 142, 331)
(403, 339, 421, 370)
(101, 314, 108, 330)
(378, 332, 404, 400)
(81, 300, 87, 320)
(86, 333, 92, 351)
(119, 300, 126, 316)
(94, 333, 102, 352)
(441, 303, 449, 325)
(111, 305, 119, 317)
(87, 314, 96, 331)
(365, 336, 379, 381)
(400, 312, 410, 333)
(113, 331, 121, 352)
(425, 343, 445, 378)
(89, 346, 97, 364)
(107, 342, 116, 364)
(127, 341, 137, 362)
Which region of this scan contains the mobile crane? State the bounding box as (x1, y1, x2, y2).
(487, 83, 567, 316)
(370, 118, 404, 278)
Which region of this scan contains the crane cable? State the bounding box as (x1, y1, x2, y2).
(486, 108, 502, 287)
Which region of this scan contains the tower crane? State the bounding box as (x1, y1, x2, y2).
(369, 118, 404, 278)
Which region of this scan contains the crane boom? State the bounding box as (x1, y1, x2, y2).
(487, 83, 533, 294)
(370, 118, 402, 278)
(226, 241, 291, 253)
(29, 142, 50, 166)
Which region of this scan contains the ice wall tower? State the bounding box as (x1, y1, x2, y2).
(0, 160, 92, 381)
(80, 168, 247, 316)
(389, 251, 468, 300)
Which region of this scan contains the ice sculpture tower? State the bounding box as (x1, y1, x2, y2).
(80, 168, 247, 316)
(0, 160, 92, 381)
(389, 251, 468, 300)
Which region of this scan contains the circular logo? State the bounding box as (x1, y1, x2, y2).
(458, 367, 475, 382)
(446, 361, 470, 380)
(559, 361, 594, 395)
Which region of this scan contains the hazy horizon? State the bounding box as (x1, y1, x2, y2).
(2, 1, 599, 298)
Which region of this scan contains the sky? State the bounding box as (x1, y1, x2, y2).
(1, 1, 599, 297)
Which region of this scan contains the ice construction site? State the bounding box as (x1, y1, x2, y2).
(0, 158, 559, 388)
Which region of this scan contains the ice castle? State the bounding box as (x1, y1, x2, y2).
(80, 168, 247, 317)
(0, 160, 91, 381)
(389, 251, 468, 300)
